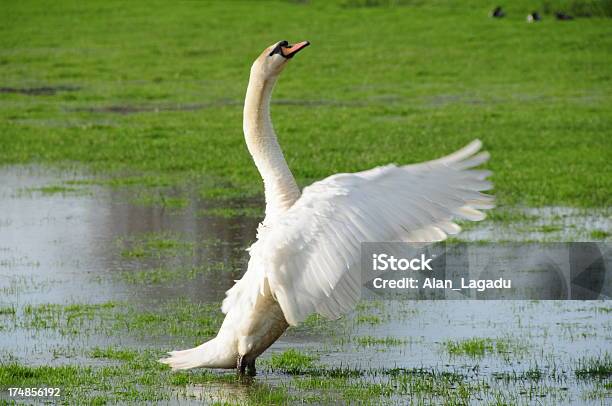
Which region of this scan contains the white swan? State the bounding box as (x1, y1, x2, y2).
(160, 40, 494, 375)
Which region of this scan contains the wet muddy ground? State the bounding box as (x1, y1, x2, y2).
(0, 165, 610, 404)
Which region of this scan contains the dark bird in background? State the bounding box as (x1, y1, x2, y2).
(527, 11, 542, 22)
(555, 11, 574, 20)
(490, 6, 505, 18)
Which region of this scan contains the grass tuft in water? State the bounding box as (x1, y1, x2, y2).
(130, 193, 190, 209)
(590, 229, 610, 239)
(267, 349, 318, 374)
(117, 264, 229, 285)
(575, 353, 612, 379)
(0, 306, 16, 315)
(25, 185, 81, 195)
(117, 232, 194, 259)
(354, 335, 406, 347)
(444, 337, 521, 358)
(90, 347, 139, 362)
(199, 206, 263, 218)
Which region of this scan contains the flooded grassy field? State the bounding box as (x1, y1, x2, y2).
(1, 166, 610, 404)
(2, 0, 611, 404)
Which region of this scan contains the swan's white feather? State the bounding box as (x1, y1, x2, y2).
(223, 139, 494, 326)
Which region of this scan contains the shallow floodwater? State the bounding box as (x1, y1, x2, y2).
(0, 165, 610, 404)
(0, 165, 258, 305)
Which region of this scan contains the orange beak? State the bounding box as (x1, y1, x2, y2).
(281, 41, 310, 58)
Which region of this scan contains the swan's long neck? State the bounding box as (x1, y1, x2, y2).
(243, 72, 300, 222)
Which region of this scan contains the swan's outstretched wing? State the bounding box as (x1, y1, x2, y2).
(226, 140, 494, 325)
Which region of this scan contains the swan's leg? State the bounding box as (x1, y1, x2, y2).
(246, 359, 256, 376)
(236, 355, 246, 375)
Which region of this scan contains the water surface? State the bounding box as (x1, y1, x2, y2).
(0, 165, 610, 404)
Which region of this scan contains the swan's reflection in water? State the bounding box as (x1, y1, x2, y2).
(179, 383, 249, 404)
(182, 382, 250, 404)
(178, 375, 286, 404)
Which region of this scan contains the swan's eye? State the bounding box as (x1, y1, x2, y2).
(269, 41, 290, 57)
(268, 46, 281, 57)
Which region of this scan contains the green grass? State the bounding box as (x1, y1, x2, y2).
(7, 299, 224, 339)
(130, 193, 190, 209)
(288, 312, 347, 336)
(0, 306, 16, 315)
(354, 335, 406, 347)
(355, 314, 384, 325)
(0, 324, 594, 405)
(492, 367, 544, 382)
(90, 347, 138, 362)
(267, 349, 318, 374)
(575, 353, 612, 379)
(533, 224, 564, 233)
(0, 355, 580, 404)
(1, 1, 610, 404)
(200, 206, 264, 218)
(590, 229, 611, 239)
(444, 337, 522, 358)
(0, 363, 96, 387)
(23, 185, 82, 195)
(294, 376, 394, 402)
(116, 232, 194, 259)
(0, 1, 610, 208)
(486, 209, 539, 223)
(117, 264, 228, 284)
(0, 354, 286, 404)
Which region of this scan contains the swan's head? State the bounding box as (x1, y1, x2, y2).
(251, 40, 310, 79)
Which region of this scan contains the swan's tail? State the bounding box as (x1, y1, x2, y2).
(159, 336, 236, 371)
